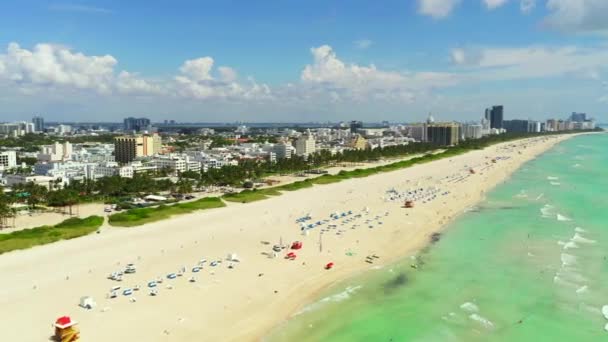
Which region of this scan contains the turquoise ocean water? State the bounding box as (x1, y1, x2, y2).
(267, 133, 608, 342)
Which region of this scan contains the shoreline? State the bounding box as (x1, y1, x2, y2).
(0, 133, 591, 342)
(252, 132, 589, 341)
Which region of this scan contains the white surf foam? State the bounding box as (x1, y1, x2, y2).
(540, 204, 554, 218)
(553, 275, 578, 288)
(572, 233, 596, 244)
(562, 241, 579, 250)
(469, 313, 494, 329)
(576, 285, 588, 294)
(550, 181, 561, 186)
(557, 214, 571, 221)
(547, 176, 559, 180)
(460, 302, 479, 313)
(294, 285, 362, 315)
(574, 227, 586, 233)
(602, 305, 608, 320)
(561, 253, 577, 266)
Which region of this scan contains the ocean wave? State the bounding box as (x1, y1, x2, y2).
(550, 181, 561, 186)
(557, 269, 587, 284)
(557, 214, 571, 221)
(602, 305, 608, 320)
(561, 253, 577, 266)
(469, 313, 494, 329)
(574, 227, 587, 233)
(571, 233, 596, 244)
(562, 241, 579, 250)
(540, 204, 555, 218)
(460, 302, 479, 313)
(576, 285, 588, 294)
(294, 285, 362, 315)
(547, 176, 559, 180)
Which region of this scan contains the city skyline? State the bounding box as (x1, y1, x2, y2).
(1, 1, 607, 122)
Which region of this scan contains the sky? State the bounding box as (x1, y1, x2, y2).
(0, 0, 607, 123)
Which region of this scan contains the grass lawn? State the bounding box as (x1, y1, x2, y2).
(0, 216, 104, 254)
(108, 197, 226, 227)
(222, 188, 282, 203)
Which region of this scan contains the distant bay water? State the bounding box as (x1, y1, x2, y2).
(267, 133, 608, 341)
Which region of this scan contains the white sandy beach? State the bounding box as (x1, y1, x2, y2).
(0, 134, 580, 342)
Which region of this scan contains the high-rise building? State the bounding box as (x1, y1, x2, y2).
(570, 112, 586, 122)
(488, 105, 504, 129)
(114, 133, 161, 163)
(123, 117, 152, 132)
(503, 120, 530, 133)
(427, 123, 460, 146)
(295, 130, 316, 157)
(32, 116, 45, 132)
(350, 121, 363, 134)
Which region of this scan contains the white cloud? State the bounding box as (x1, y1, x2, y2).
(417, 0, 461, 19)
(179, 57, 214, 81)
(218, 66, 237, 82)
(354, 39, 373, 49)
(1, 42, 117, 93)
(174, 57, 271, 100)
(544, 0, 608, 33)
(448, 44, 608, 81)
(484, 0, 509, 10)
(520, 0, 536, 14)
(301, 45, 457, 102)
(116, 71, 162, 95)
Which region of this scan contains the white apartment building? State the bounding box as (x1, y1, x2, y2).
(461, 123, 483, 140)
(152, 154, 201, 175)
(0, 151, 17, 170)
(274, 141, 295, 159)
(295, 130, 316, 157)
(0, 121, 35, 137)
(38, 142, 73, 162)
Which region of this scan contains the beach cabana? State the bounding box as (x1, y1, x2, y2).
(285, 252, 297, 260)
(291, 241, 303, 250)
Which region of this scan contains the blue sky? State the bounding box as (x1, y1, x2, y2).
(0, 0, 606, 123)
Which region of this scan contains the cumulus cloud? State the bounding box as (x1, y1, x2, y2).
(1, 42, 117, 93)
(301, 45, 457, 102)
(174, 57, 271, 100)
(544, 0, 608, 33)
(0, 42, 271, 101)
(417, 0, 461, 19)
(484, 0, 509, 10)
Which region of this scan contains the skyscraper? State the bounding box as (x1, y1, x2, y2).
(488, 105, 503, 129)
(123, 117, 151, 132)
(114, 133, 161, 163)
(570, 112, 586, 122)
(32, 116, 45, 132)
(350, 121, 363, 133)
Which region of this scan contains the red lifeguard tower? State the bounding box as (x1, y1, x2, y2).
(54, 316, 80, 342)
(291, 241, 303, 250)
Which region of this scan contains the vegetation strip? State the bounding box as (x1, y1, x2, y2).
(108, 197, 226, 227)
(0, 216, 104, 254)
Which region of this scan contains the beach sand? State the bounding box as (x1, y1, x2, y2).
(0, 134, 578, 341)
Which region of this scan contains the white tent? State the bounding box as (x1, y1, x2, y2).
(79, 296, 96, 309)
(227, 253, 240, 262)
